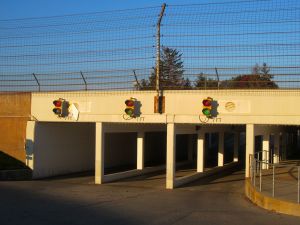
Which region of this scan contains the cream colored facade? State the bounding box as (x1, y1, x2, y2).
(26, 90, 300, 188)
(31, 90, 300, 125)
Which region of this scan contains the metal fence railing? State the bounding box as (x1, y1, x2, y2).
(0, 0, 300, 92)
(250, 151, 300, 204)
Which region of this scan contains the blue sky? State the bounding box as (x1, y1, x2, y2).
(0, 0, 299, 91)
(0, 0, 184, 20)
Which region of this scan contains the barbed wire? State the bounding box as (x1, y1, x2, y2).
(0, 0, 299, 92)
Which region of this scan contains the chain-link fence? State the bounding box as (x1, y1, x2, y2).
(250, 151, 300, 204)
(0, 0, 300, 92)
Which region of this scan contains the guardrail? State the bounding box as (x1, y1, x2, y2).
(250, 151, 300, 204)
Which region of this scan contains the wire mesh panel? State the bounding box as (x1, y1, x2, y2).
(161, 0, 300, 89)
(0, 0, 299, 92)
(0, 7, 159, 91)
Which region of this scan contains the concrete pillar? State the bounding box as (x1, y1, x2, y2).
(218, 132, 224, 167)
(25, 121, 36, 170)
(273, 133, 280, 164)
(246, 124, 254, 178)
(137, 132, 144, 170)
(95, 122, 105, 184)
(166, 123, 176, 189)
(188, 135, 194, 162)
(197, 131, 205, 172)
(233, 132, 239, 162)
(262, 134, 270, 169)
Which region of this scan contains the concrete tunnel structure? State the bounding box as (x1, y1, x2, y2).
(24, 89, 300, 189)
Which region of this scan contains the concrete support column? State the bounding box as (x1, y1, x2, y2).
(273, 133, 280, 164)
(233, 132, 239, 162)
(95, 122, 105, 184)
(262, 134, 270, 169)
(25, 121, 36, 170)
(246, 124, 254, 178)
(197, 131, 205, 173)
(137, 132, 144, 170)
(218, 132, 224, 167)
(166, 123, 176, 189)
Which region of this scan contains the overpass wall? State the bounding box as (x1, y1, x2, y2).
(31, 90, 300, 125)
(0, 93, 31, 162)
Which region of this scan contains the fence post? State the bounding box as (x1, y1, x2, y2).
(156, 3, 166, 95)
(32, 73, 40, 92)
(260, 161, 262, 192)
(253, 157, 256, 187)
(272, 164, 275, 197)
(80, 71, 87, 91)
(298, 166, 300, 204)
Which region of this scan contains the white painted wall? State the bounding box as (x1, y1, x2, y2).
(32, 122, 95, 178)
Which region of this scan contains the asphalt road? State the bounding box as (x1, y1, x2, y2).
(0, 169, 299, 225)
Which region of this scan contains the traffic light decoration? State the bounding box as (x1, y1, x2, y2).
(52, 98, 70, 117)
(125, 97, 136, 118)
(202, 97, 213, 117)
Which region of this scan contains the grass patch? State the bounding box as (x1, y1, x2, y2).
(0, 151, 29, 170)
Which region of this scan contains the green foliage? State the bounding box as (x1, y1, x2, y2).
(222, 63, 278, 89)
(139, 49, 278, 90)
(194, 73, 219, 89)
(194, 63, 278, 89)
(139, 47, 191, 90)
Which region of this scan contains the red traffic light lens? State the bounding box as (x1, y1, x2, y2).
(53, 100, 62, 107)
(202, 99, 211, 107)
(125, 99, 134, 107)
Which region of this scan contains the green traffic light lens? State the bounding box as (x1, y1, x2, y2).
(202, 108, 211, 116)
(125, 108, 134, 116)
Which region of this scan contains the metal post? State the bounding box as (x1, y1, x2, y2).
(272, 164, 275, 197)
(298, 166, 300, 204)
(260, 161, 262, 192)
(253, 158, 256, 187)
(32, 73, 40, 92)
(215, 68, 220, 89)
(156, 3, 166, 95)
(80, 71, 87, 91)
(250, 155, 253, 183)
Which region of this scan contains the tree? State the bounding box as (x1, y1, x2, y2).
(194, 73, 218, 89)
(139, 47, 190, 90)
(221, 63, 278, 89)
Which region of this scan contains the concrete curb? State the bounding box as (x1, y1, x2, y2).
(0, 169, 32, 181)
(245, 178, 300, 217)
